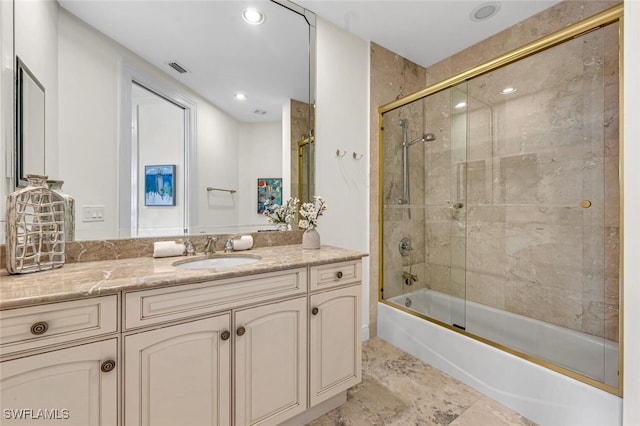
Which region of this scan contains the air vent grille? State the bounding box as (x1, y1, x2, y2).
(168, 62, 189, 74)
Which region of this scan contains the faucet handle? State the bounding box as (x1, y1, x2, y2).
(184, 239, 196, 256)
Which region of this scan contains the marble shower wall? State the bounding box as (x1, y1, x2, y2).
(373, 2, 620, 342)
(459, 21, 620, 341)
(372, 44, 428, 303)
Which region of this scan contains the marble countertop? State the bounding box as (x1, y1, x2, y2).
(0, 245, 368, 309)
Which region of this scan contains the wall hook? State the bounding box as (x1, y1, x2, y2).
(352, 152, 364, 160)
(336, 149, 347, 157)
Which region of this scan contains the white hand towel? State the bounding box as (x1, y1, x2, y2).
(232, 235, 253, 251)
(153, 241, 186, 258)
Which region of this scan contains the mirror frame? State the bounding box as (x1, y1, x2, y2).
(15, 56, 46, 187)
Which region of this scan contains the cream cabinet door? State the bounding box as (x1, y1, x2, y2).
(0, 339, 118, 425)
(234, 297, 307, 426)
(124, 314, 231, 426)
(309, 285, 362, 406)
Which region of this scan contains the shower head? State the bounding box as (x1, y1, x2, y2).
(407, 133, 436, 146)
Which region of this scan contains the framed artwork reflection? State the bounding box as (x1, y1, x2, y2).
(257, 178, 282, 213)
(145, 165, 176, 206)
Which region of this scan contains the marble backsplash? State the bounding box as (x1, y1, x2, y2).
(0, 230, 303, 271)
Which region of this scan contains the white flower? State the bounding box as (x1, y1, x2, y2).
(298, 196, 327, 230)
(263, 197, 299, 225)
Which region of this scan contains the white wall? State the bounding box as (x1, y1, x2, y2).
(623, 1, 639, 423)
(315, 18, 371, 338)
(14, 0, 58, 179)
(238, 121, 282, 226)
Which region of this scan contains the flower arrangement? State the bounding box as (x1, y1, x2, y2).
(263, 197, 299, 226)
(298, 196, 328, 231)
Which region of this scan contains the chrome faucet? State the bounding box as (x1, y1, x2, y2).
(224, 235, 242, 253)
(224, 238, 234, 253)
(204, 235, 218, 255)
(184, 239, 196, 256)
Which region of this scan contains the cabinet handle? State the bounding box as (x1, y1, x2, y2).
(100, 360, 116, 373)
(336, 271, 343, 279)
(236, 326, 246, 336)
(221, 330, 231, 341)
(311, 307, 319, 315)
(30, 321, 49, 336)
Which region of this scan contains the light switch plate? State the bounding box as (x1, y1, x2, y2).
(82, 205, 105, 222)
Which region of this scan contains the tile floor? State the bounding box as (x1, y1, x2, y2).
(308, 337, 537, 426)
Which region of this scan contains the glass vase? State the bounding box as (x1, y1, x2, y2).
(5, 174, 66, 274)
(47, 179, 75, 241)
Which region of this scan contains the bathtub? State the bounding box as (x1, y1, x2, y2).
(379, 289, 622, 426)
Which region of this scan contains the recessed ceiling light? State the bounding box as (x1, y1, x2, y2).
(500, 87, 517, 95)
(242, 7, 265, 25)
(470, 2, 501, 22)
(234, 92, 248, 101)
(454, 101, 468, 109)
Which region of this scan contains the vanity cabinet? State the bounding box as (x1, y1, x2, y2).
(1, 255, 364, 426)
(234, 296, 307, 426)
(124, 314, 232, 426)
(0, 296, 119, 425)
(308, 261, 362, 407)
(0, 339, 118, 425)
(309, 285, 362, 407)
(124, 295, 308, 426)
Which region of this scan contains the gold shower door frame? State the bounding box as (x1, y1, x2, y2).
(298, 135, 315, 203)
(377, 4, 624, 396)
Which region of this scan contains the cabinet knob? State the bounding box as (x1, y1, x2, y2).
(311, 307, 319, 315)
(221, 330, 231, 341)
(100, 360, 116, 373)
(336, 271, 343, 279)
(30, 321, 49, 336)
(236, 326, 246, 336)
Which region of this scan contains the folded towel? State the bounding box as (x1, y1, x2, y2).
(153, 241, 186, 258)
(232, 235, 253, 251)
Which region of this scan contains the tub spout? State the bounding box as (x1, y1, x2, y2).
(402, 271, 418, 286)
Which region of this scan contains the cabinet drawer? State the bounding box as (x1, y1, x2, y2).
(310, 260, 361, 291)
(0, 295, 119, 356)
(125, 267, 307, 329)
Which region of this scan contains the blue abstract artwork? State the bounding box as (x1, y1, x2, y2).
(145, 165, 176, 206)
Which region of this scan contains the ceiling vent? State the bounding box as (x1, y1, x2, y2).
(168, 61, 189, 74)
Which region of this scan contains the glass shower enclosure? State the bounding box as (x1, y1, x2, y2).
(379, 11, 621, 393)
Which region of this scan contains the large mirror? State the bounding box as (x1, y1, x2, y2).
(8, 0, 315, 241)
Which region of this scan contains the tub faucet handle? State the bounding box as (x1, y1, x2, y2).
(402, 271, 418, 286)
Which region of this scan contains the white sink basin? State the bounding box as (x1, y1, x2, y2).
(174, 255, 261, 270)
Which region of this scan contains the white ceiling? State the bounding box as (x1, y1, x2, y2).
(296, 0, 562, 68)
(58, 0, 562, 123)
(58, 0, 310, 123)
